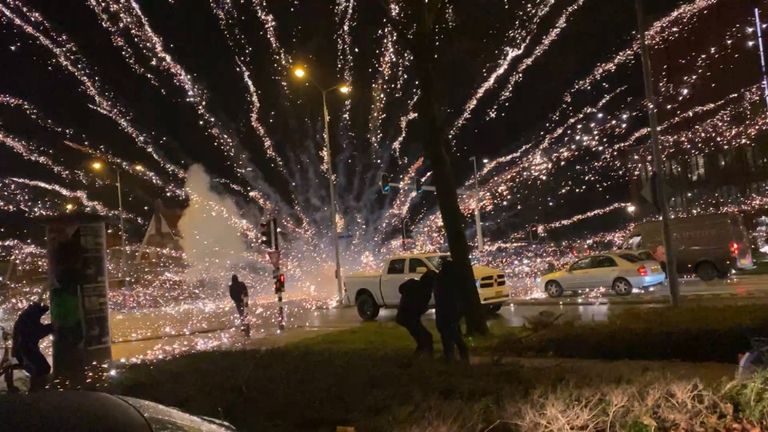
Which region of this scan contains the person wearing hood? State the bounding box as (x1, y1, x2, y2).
(12, 302, 53, 392)
(229, 275, 250, 337)
(396, 270, 437, 357)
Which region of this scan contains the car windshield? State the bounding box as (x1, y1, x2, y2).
(425, 255, 449, 271)
(618, 253, 641, 263)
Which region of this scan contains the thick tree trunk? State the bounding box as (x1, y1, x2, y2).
(411, 1, 488, 335)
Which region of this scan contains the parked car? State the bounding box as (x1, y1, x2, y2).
(0, 390, 236, 431)
(344, 253, 508, 320)
(624, 213, 754, 281)
(538, 252, 665, 297)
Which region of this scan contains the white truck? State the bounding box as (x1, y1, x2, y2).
(344, 253, 510, 320)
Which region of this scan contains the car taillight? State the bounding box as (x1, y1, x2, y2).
(729, 241, 739, 257)
(637, 265, 648, 276)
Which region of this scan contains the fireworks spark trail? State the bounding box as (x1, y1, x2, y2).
(5, 177, 137, 220)
(487, 0, 588, 120)
(0, 95, 76, 138)
(335, 0, 355, 128)
(0, 131, 73, 180)
(448, 0, 556, 142)
(250, 0, 291, 69)
(554, 0, 723, 125)
(541, 202, 630, 230)
(85, 0, 160, 86)
(207, 0, 285, 170)
(0, 0, 184, 178)
(0, 95, 169, 188)
(87, 0, 254, 176)
(61, 140, 170, 190)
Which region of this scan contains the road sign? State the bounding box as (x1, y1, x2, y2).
(267, 250, 281, 268)
(641, 172, 673, 211)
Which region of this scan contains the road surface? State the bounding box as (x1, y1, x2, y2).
(108, 273, 768, 361)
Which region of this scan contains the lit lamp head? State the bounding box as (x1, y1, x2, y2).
(90, 161, 104, 171)
(338, 84, 351, 95)
(292, 66, 306, 79)
(627, 204, 637, 214)
(65, 203, 75, 212)
(133, 164, 145, 172)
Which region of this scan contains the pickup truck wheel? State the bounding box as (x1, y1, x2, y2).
(485, 304, 503, 314)
(356, 292, 380, 321)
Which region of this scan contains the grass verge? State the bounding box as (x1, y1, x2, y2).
(112, 304, 768, 431)
(485, 304, 768, 363)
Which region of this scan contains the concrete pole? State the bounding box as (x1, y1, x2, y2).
(322, 90, 344, 302)
(470, 156, 484, 251)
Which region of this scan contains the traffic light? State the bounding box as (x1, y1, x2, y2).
(380, 173, 391, 194)
(274, 273, 285, 294)
(260, 218, 278, 250)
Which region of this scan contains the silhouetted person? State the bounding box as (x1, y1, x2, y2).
(435, 260, 469, 363)
(1, 325, 20, 393)
(12, 302, 53, 392)
(229, 275, 250, 337)
(396, 270, 437, 356)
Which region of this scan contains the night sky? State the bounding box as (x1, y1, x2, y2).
(0, 0, 760, 245)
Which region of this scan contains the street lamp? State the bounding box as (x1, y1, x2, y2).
(89, 161, 143, 285)
(627, 204, 637, 215)
(468, 156, 485, 251)
(291, 65, 351, 302)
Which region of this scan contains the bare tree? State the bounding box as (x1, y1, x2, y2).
(409, 1, 488, 335)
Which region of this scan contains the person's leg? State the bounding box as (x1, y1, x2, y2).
(437, 324, 455, 361)
(400, 315, 423, 353)
(415, 319, 433, 355)
(454, 323, 470, 363)
(24, 350, 50, 393)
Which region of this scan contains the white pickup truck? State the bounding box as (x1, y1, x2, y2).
(344, 253, 510, 320)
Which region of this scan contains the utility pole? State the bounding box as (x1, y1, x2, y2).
(469, 156, 484, 251)
(115, 168, 128, 286)
(635, 0, 680, 306)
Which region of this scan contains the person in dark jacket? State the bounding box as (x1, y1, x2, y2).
(434, 260, 469, 363)
(1, 325, 21, 393)
(12, 302, 53, 392)
(396, 270, 437, 356)
(228, 275, 250, 337)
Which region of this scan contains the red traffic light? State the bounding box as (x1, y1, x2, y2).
(278, 273, 285, 284)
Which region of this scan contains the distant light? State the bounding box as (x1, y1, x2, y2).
(627, 204, 636, 214)
(293, 67, 306, 78)
(91, 161, 104, 171)
(338, 84, 351, 94)
(133, 164, 145, 172)
(65, 203, 75, 212)
(482, 158, 490, 163)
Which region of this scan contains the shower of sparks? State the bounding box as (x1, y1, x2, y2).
(0, 0, 765, 364)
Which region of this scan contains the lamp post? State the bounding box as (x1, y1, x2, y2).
(90, 161, 144, 286)
(635, 0, 680, 306)
(468, 156, 488, 251)
(292, 66, 350, 302)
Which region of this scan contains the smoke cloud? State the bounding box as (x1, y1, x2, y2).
(178, 164, 254, 292)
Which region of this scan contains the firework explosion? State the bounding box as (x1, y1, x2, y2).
(0, 1, 766, 360)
